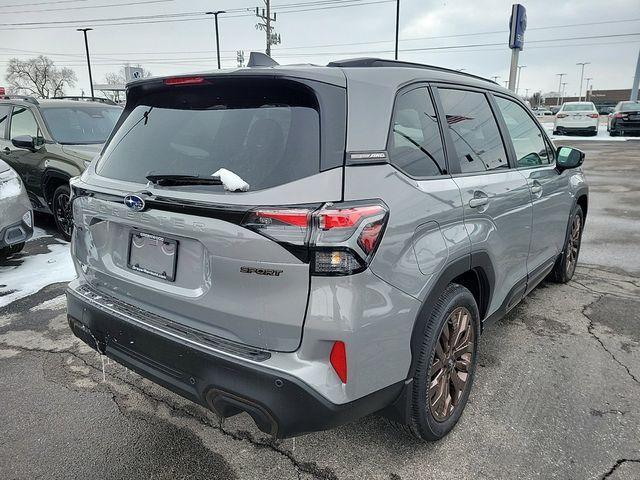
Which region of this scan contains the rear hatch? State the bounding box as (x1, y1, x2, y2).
(72, 74, 347, 352)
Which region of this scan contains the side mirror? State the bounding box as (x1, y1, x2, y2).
(556, 146, 585, 170)
(12, 135, 36, 150)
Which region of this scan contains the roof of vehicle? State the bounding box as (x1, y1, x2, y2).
(126, 56, 510, 96)
(561, 101, 596, 105)
(0, 96, 120, 108)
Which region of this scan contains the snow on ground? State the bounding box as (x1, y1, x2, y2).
(0, 234, 76, 308)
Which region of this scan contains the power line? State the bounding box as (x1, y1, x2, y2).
(0, 0, 88, 8)
(0, 0, 175, 15)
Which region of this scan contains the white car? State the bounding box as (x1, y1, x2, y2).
(533, 108, 553, 117)
(553, 102, 599, 136)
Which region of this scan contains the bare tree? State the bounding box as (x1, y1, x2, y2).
(5, 56, 77, 98)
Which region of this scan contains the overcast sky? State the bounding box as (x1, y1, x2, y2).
(1, 0, 638, 98)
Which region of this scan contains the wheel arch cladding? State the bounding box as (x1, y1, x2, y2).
(407, 252, 494, 378)
(576, 193, 588, 219)
(42, 170, 71, 205)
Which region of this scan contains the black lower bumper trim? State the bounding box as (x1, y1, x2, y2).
(0, 218, 33, 249)
(66, 287, 403, 438)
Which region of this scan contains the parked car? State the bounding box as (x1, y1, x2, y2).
(66, 56, 589, 441)
(533, 108, 553, 117)
(553, 101, 599, 136)
(607, 101, 640, 136)
(0, 159, 32, 257)
(550, 105, 561, 115)
(0, 96, 121, 239)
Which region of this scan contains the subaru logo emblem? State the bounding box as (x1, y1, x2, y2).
(124, 194, 145, 212)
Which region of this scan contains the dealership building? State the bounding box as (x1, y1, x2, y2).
(542, 89, 633, 109)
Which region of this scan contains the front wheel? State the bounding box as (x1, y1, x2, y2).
(52, 184, 73, 241)
(401, 284, 480, 441)
(550, 205, 584, 283)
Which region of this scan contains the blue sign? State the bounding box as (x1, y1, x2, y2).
(509, 4, 527, 50)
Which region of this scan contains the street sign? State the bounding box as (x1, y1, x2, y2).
(509, 4, 527, 50)
(124, 66, 143, 81)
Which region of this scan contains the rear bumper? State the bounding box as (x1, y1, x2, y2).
(554, 125, 598, 134)
(610, 120, 640, 133)
(66, 283, 402, 438)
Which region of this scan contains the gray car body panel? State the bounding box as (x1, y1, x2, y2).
(68, 64, 589, 407)
(0, 160, 32, 246)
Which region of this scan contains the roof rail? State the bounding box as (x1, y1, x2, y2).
(0, 94, 39, 105)
(327, 58, 497, 85)
(52, 96, 117, 105)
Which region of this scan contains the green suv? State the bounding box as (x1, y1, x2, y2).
(0, 96, 121, 239)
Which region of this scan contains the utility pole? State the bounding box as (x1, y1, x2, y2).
(631, 48, 640, 102)
(504, 80, 509, 88)
(77, 28, 94, 100)
(206, 11, 225, 69)
(394, 0, 400, 60)
(491, 75, 499, 82)
(585, 77, 593, 100)
(255, 0, 280, 56)
(516, 64, 526, 94)
(576, 61, 590, 101)
(561, 82, 567, 104)
(555, 73, 566, 106)
(525, 88, 529, 98)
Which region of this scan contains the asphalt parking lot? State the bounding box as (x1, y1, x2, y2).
(1, 140, 639, 480)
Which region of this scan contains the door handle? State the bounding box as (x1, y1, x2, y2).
(530, 181, 543, 197)
(469, 197, 489, 208)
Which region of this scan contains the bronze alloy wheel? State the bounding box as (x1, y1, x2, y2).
(428, 306, 475, 422)
(566, 214, 582, 276)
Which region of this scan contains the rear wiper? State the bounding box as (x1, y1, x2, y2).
(145, 174, 223, 187)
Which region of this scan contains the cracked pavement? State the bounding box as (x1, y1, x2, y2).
(1, 141, 639, 479)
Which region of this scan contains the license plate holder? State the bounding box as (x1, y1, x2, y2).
(127, 231, 178, 282)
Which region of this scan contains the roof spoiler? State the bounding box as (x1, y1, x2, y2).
(247, 52, 279, 68)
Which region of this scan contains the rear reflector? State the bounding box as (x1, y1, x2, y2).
(164, 76, 205, 86)
(330, 341, 347, 383)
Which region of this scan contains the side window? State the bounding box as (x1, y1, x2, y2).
(0, 106, 10, 139)
(387, 87, 446, 177)
(438, 89, 508, 173)
(10, 107, 41, 140)
(495, 97, 551, 167)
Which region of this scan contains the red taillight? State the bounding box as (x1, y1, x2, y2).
(330, 341, 347, 383)
(357, 219, 384, 254)
(164, 76, 205, 86)
(588, 113, 599, 118)
(556, 113, 568, 118)
(254, 209, 310, 228)
(317, 205, 385, 230)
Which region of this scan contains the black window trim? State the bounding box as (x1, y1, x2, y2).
(431, 83, 512, 178)
(490, 92, 557, 172)
(0, 104, 11, 140)
(384, 82, 452, 181)
(8, 104, 48, 143)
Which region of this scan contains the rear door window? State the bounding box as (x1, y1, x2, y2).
(97, 79, 324, 191)
(438, 88, 508, 173)
(495, 97, 552, 167)
(387, 87, 446, 177)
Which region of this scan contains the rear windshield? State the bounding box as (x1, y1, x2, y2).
(40, 106, 121, 144)
(97, 78, 323, 191)
(562, 103, 596, 112)
(619, 102, 640, 112)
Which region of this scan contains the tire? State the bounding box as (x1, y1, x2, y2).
(0, 242, 25, 258)
(589, 130, 598, 137)
(550, 205, 584, 283)
(52, 184, 73, 241)
(553, 130, 559, 135)
(609, 130, 618, 137)
(401, 283, 480, 441)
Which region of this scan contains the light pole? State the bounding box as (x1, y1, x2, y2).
(561, 82, 567, 104)
(576, 62, 590, 101)
(77, 28, 94, 100)
(525, 88, 529, 98)
(585, 77, 593, 100)
(516, 65, 526, 95)
(491, 75, 499, 82)
(206, 11, 226, 69)
(394, 0, 400, 60)
(555, 73, 566, 106)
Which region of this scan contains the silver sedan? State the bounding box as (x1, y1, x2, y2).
(0, 159, 33, 257)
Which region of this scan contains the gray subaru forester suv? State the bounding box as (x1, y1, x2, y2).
(66, 56, 588, 441)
